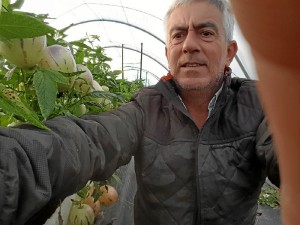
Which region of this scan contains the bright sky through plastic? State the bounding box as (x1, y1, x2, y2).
(21, 0, 257, 85)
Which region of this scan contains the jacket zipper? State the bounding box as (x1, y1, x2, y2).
(195, 127, 203, 225)
(193, 94, 228, 225)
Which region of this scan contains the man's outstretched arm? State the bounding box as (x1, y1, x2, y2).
(0, 101, 143, 225)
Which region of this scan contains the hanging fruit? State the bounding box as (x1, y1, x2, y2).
(0, 35, 46, 69)
(39, 44, 77, 92)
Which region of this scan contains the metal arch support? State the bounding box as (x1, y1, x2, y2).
(63, 19, 165, 45)
(62, 19, 250, 78)
(123, 66, 161, 81)
(103, 45, 168, 72)
(234, 54, 250, 79)
(82, 3, 163, 21)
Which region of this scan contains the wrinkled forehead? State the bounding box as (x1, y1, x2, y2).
(165, 1, 221, 27)
(166, 2, 223, 33)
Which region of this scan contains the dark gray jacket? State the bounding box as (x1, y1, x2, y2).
(0, 75, 279, 225)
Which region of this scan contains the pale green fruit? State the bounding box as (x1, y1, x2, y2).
(39, 44, 77, 92)
(91, 80, 103, 91)
(67, 203, 95, 225)
(0, 35, 46, 69)
(101, 85, 109, 92)
(71, 104, 87, 117)
(76, 64, 93, 83)
(94, 97, 112, 106)
(89, 80, 114, 107)
(73, 64, 93, 93)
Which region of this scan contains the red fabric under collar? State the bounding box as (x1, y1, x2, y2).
(160, 72, 172, 81)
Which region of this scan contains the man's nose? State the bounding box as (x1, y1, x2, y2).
(182, 30, 200, 53)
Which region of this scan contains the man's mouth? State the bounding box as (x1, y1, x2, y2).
(182, 63, 205, 67)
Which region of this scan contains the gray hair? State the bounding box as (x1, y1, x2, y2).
(163, 0, 235, 42)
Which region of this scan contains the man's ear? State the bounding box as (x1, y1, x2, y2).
(226, 40, 238, 66)
(165, 46, 168, 60)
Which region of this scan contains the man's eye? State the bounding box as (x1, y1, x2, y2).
(173, 33, 185, 40)
(170, 33, 186, 44)
(200, 31, 216, 40)
(201, 31, 214, 37)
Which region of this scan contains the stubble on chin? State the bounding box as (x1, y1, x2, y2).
(173, 72, 224, 92)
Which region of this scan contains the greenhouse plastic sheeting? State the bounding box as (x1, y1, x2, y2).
(96, 158, 136, 225)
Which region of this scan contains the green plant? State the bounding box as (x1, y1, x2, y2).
(0, 10, 143, 125)
(258, 187, 280, 208)
(0, 1, 144, 224)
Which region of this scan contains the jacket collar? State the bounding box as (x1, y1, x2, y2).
(158, 67, 232, 105)
(155, 68, 232, 118)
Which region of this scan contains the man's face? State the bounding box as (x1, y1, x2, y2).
(165, 1, 237, 90)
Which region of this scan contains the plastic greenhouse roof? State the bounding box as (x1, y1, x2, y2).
(22, 0, 257, 85)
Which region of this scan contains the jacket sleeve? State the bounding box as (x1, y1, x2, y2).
(256, 118, 280, 187)
(0, 101, 143, 225)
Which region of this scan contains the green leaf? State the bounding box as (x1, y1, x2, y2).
(40, 69, 70, 84)
(87, 90, 125, 103)
(0, 11, 55, 41)
(0, 85, 49, 130)
(33, 70, 68, 120)
(2, 0, 11, 8)
(111, 174, 122, 184)
(7, 0, 24, 10)
(0, 113, 18, 127)
(110, 70, 122, 76)
(76, 184, 89, 199)
(69, 40, 91, 50)
(258, 187, 280, 208)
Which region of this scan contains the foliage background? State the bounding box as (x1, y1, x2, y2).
(0, 1, 144, 223)
(0, 1, 143, 128)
